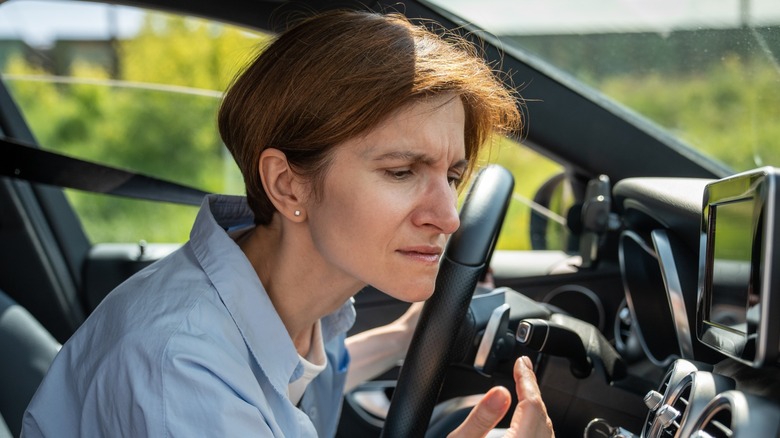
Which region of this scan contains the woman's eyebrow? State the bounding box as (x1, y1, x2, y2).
(371, 151, 432, 164)
(372, 151, 469, 169)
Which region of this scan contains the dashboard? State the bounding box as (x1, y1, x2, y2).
(610, 169, 780, 437)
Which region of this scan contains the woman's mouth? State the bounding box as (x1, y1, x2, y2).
(397, 247, 442, 264)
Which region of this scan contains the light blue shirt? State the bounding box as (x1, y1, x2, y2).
(22, 195, 355, 437)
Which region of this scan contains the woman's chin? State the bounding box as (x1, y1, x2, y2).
(382, 283, 436, 303)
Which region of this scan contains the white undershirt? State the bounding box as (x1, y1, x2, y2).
(288, 319, 327, 406)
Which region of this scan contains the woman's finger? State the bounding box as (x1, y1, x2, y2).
(505, 357, 555, 438)
(447, 386, 512, 438)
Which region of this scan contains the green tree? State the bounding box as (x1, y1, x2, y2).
(5, 11, 266, 242)
(601, 56, 780, 172)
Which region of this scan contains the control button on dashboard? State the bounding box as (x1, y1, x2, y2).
(656, 404, 681, 429)
(643, 390, 663, 411)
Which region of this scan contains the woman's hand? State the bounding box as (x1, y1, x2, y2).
(395, 301, 424, 349)
(344, 301, 424, 391)
(447, 356, 555, 438)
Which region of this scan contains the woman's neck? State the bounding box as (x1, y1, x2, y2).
(238, 217, 362, 355)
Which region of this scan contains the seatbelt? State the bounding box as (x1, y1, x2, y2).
(0, 136, 209, 206)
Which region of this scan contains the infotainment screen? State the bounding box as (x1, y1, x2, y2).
(708, 199, 757, 336)
(698, 167, 780, 367)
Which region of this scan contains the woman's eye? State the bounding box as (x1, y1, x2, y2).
(448, 174, 464, 188)
(386, 169, 413, 180)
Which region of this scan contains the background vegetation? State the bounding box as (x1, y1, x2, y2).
(3, 8, 778, 251)
(3, 11, 565, 248)
(5, 15, 263, 242)
(510, 27, 780, 171)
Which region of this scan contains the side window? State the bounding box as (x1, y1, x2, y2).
(0, 0, 268, 243)
(482, 137, 575, 252)
(0, 0, 574, 252)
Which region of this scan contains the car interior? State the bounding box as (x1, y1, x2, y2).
(1, 0, 779, 437)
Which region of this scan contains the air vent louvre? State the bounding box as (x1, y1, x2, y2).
(645, 373, 672, 434)
(662, 383, 691, 437)
(697, 406, 733, 438)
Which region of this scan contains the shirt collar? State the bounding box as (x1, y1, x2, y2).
(189, 194, 355, 392)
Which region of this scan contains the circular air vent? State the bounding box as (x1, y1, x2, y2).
(641, 360, 699, 438)
(642, 371, 672, 436)
(655, 371, 736, 437)
(664, 380, 692, 436)
(688, 391, 780, 438)
(647, 374, 693, 438)
(689, 394, 735, 438)
(693, 404, 732, 438)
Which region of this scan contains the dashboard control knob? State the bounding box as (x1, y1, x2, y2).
(643, 390, 664, 411)
(655, 404, 680, 429)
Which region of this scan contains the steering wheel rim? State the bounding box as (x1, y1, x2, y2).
(381, 164, 515, 438)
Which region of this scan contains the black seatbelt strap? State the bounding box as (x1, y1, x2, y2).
(0, 136, 209, 206)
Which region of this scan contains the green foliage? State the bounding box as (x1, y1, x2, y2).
(601, 56, 780, 172)
(120, 15, 260, 91)
(4, 10, 565, 249)
(4, 12, 265, 243)
(479, 137, 565, 251)
(5, 10, 776, 251)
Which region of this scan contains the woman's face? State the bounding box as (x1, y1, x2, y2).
(304, 94, 467, 302)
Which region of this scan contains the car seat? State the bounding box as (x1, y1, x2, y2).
(0, 290, 60, 437)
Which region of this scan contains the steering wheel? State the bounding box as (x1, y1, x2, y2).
(381, 164, 515, 437)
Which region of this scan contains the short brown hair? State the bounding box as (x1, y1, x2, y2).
(218, 10, 521, 225)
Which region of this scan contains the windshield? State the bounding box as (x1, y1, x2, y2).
(426, 0, 780, 173)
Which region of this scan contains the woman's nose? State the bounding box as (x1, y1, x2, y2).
(412, 177, 460, 234)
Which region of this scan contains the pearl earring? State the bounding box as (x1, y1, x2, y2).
(294, 210, 301, 217)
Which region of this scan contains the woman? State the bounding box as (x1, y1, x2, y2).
(23, 10, 553, 437)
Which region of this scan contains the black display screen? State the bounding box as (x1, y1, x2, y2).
(699, 168, 780, 367)
(707, 199, 758, 336)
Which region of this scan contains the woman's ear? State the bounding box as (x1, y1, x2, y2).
(258, 148, 307, 221)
